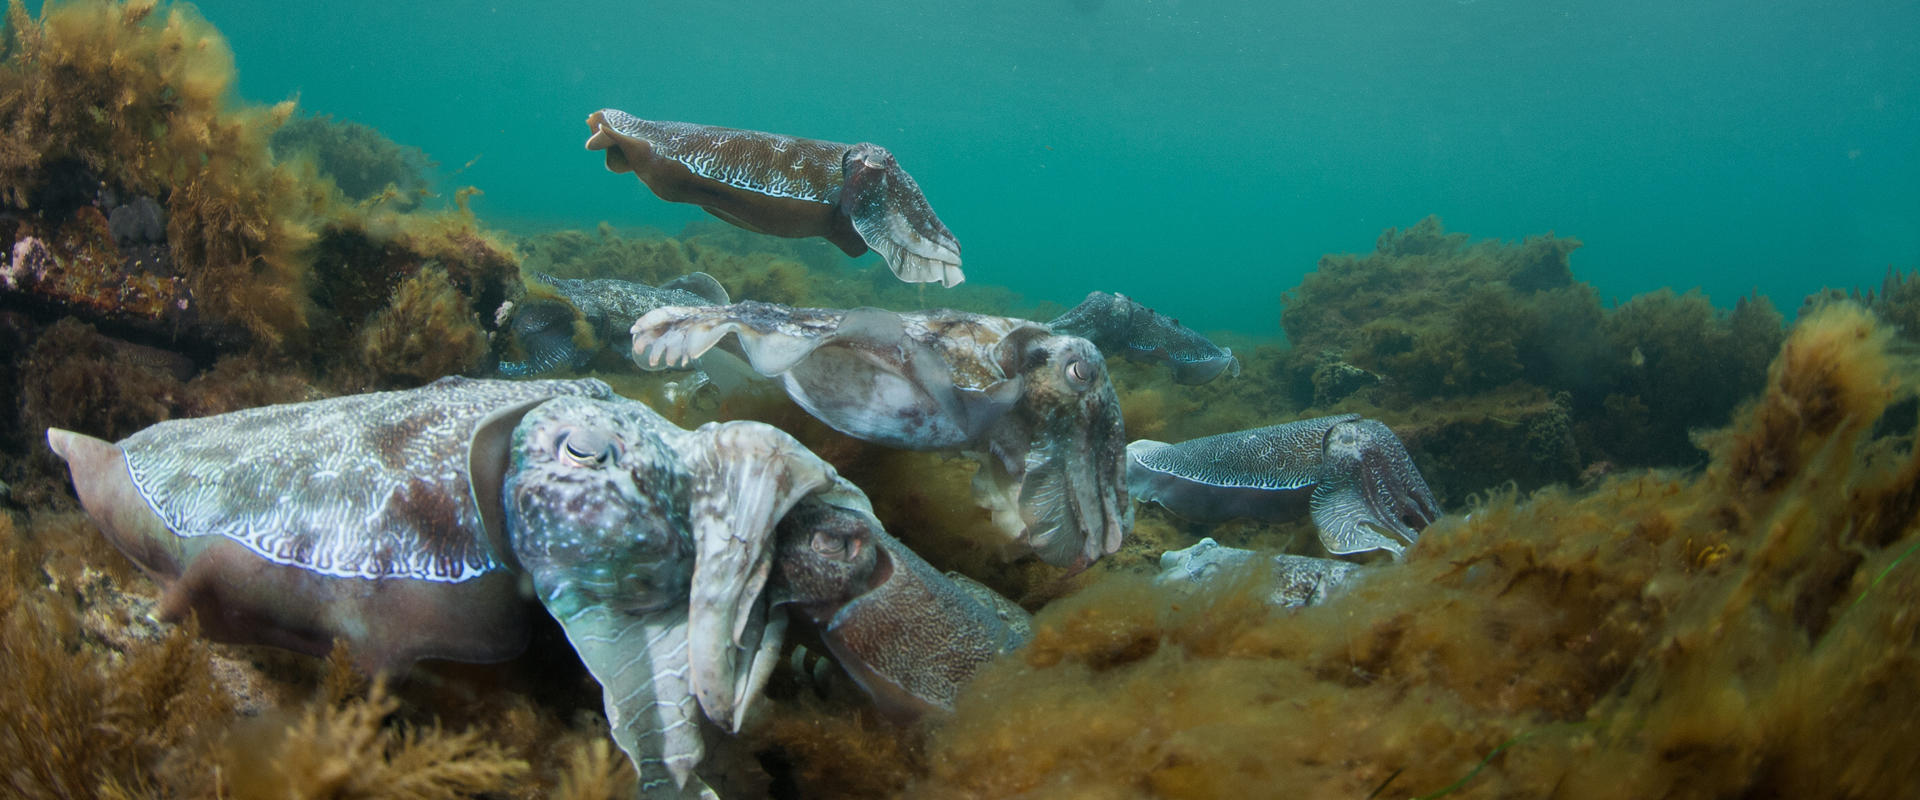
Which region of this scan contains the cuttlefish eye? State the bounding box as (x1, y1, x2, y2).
(1064, 357, 1096, 391)
(557, 429, 615, 467)
(810, 529, 859, 560)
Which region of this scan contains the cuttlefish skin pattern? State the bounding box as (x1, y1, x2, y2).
(775, 497, 1031, 724)
(44, 377, 614, 673)
(1128, 414, 1442, 556)
(586, 109, 963, 287)
(1047, 290, 1242, 385)
(631, 300, 1132, 572)
(501, 271, 728, 377)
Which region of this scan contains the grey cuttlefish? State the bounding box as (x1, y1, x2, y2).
(1046, 290, 1241, 385)
(500, 271, 730, 377)
(1127, 414, 1441, 557)
(585, 109, 963, 288)
(631, 301, 1131, 573)
(47, 376, 1028, 799)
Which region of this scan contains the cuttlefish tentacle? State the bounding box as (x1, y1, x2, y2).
(1047, 290, 1240, 385)
(1126, 414, 1439, 557)
(586, 109, 962, 287)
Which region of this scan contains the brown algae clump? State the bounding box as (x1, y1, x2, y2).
(902, 303, 1920, 799)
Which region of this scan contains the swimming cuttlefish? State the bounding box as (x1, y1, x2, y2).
(632, 301, 1132, 573)
(1046, 290, 1241, 386)
(1127, 414, 1442, 557)
(585, 109, 964, 288)
(47, 377, 1028, 799)
(500, 271, 731, 377)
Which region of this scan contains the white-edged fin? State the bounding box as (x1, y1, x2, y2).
(681, 421, 842, 732)
(467, 397, 559, 569)
(1308, 474, 1406, 557)
(632, 307, 829, 376)
(547, 602, 717, 798)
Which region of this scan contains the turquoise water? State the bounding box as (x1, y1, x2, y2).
(193, 0, 1915, 334)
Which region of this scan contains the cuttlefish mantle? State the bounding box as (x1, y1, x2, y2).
(586, 109, 963, 288)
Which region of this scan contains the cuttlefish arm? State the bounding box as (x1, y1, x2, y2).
(1308, 419, 1441, 556)
(46, 376, 613, 675)
(678, 421, 850, 734)
(839, 143, 964, 287)
(1046, 291, 1240, 385)
(775, 497, 1031, 723)
(587, 109, 962, 286)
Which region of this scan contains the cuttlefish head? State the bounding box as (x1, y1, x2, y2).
(503, 395, 694, 615)
(994, 331, 1131, 572)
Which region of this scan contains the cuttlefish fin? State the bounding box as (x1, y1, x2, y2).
(680, 421, 848, 733)
(632, 304, 834, 376)
(839, 143, 963, 288)
(659, 272, 731, 305)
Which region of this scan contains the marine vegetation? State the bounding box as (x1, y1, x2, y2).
(272, 113, 436, 206)
(1111, 216, 1786, 508)
(0, 0, 523, 369)
(861, 302, 1920, 799)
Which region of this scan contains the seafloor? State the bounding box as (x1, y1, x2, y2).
(1, 2, 1917, 799)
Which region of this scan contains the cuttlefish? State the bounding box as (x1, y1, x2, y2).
(585, 109, 963, 287)
(1047, 291, 1241, 385)
(1155, 537, 1362, 609)
(501, 271, 730, 376)
(632, 301, 1132, 572)
(46, 376, 1026, 798)
(1127, 414, 1441, 556)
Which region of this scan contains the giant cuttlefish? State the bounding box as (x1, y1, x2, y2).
(47, 377, 1027, 798)
(1047, 291, 1241, 385)
(585, 109, 964, 287)
(501, 271, 730, 377)
(631, 301, 1132, 573)
(1127, 414, 1441, 556)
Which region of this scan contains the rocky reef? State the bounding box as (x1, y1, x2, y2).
(1, 2, 1916, 799)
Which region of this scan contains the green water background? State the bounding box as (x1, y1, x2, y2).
(160, 0, 1920, 334)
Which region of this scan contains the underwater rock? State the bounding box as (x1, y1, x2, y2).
(633, 300, 1131, 572)
(1127, 414, 1440, 556)
(586, 109, 963, 287)
(1154, 537, 1361, 608)
(1046, 290, 1241, 385)
(500, 270, 729, 377)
